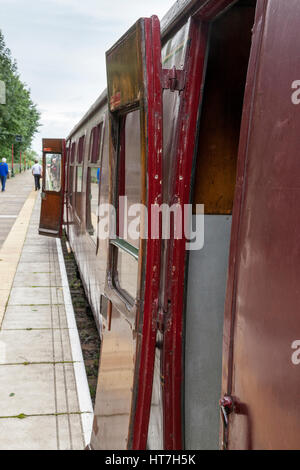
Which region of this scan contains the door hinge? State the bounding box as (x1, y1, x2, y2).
(162, 66, 186, 92)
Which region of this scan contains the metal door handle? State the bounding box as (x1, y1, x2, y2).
(219, 395, 234, 450)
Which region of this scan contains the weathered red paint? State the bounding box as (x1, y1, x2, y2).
(162, 18, 209, 450)
(131, 15, 163, 449)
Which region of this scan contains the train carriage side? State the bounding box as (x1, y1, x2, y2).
(38, 0, 300, 451)
(65, 94, 109, 333)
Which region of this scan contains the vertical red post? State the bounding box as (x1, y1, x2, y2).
(11, 144, 14, 177)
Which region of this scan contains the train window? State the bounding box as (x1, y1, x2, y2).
(86, 119, 105, 243)
(90, 123, 103, 164)
(45, 153, 61, 192)
(86, 167, 99, 243)
(75, 165, 83, 218)
(116, 250, 138, 300)
(77, 135, 85, 164)
(70, 142, 76, 164)
(118, 110, 141, 248)
(112, 109, 141, 303)
(69, 165, 75, 207)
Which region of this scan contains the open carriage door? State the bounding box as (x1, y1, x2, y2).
(39, 138, 65, 238)
(221, 0, 300, 449)
(90, 17, 163, 450)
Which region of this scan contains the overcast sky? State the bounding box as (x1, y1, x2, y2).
(0, 0, 175, 155)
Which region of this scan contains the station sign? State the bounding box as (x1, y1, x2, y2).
(15, 135, 23, 143)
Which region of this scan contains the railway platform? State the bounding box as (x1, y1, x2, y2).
(0, 176, 93, 450)
(0, 171, 33, 249)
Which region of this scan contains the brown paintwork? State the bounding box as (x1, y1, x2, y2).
(222, 0, 300, 449)
(39, 138, 65, 238)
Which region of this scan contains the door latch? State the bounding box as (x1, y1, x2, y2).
(162, 66, 186, 92)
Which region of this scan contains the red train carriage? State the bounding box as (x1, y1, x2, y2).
(39, 0, 300, 450)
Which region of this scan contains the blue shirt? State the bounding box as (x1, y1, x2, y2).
(0, 162, 8, 177)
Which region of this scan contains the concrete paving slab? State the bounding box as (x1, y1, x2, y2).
(12, 272, 62, 288)
(57, 414, 84, 450)
(20, 245, 50, 255)
(1, 305, 68, 330)
(0, 329, 72, 364)
(0, 364, 56, 416)
(53, 329, 73, 362)
(8, 287, 64, 306)
(19, 252, 52, 263)
(16, 262, 54, 273)
(0, 416, 58, 450)
(55, 364, 80, 414)
(23, 239, 51, 247)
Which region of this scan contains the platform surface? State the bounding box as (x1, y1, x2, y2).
(0, 188, 92, 450)
(0, 171, 34, 249)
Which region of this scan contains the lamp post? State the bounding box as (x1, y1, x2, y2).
(11, 144, 14, 177)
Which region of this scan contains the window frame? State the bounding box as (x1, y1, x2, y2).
(110, 107, 142, 309)
(85, 116, 106, 246)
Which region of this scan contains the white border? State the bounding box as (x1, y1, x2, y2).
(56, 238, 93, 447)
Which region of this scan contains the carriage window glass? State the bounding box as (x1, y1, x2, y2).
(78, 135, 85, 164)
(119, 109, 141, 249)
(69, 165, 75, 206)
(86, 167, 99, 243)
(75, 166, 83, 217)
(70, 142, 76, 163)
(45, 153, 61, 192)
(91, 123, 103, 163)
(76, 166, 83, 193)
(113, 109, 141, 302)
(116, 250, 138, 300)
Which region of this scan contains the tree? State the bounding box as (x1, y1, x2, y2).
(0, 29, 40, 160)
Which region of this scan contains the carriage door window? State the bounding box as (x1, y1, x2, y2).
(86, 122, 103, 244)
(112, 109, 141, 302)
(45, 154, 61, 191)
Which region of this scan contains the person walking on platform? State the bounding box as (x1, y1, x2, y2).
(0, 158, 9, 192)
(32, 159, 43, 191)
